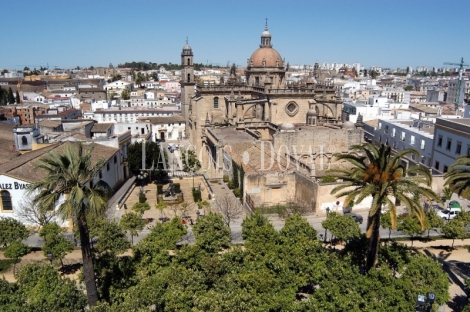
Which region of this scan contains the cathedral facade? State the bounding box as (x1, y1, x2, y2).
(181, 23, 348, 155)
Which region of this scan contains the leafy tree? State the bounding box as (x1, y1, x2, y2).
(39, 222, 74, 268)
(328, 143, 439, 271)
(132, 202, 150, 216)
(378, 240, 411, 274)
(441, 219, 467, 248)
(0, 217, 29, 247)
(279, 214, 318, 241)
(120, 212, 145, 244)
(155, 199, 167, 221)
(192, 212, 231, 253)
(397, 215, 423, 246)
(445, 155, 470, 197)
(7, 87, 15, 104)
(15, 90, 20, 104)
(88, 218, 130, 255)
(321, 211, 361, 243)
(16, 263, 87, 311)
(404, 85, 414, 91)
(0, 86, 7, 105)
(181, 149, 201, 172)
(126, 141, 168, 180)
(0, 278, 24, 309)
(369, 70, 379, 79)
(241, 212, 279, 253)
(380, 211, 393, 239)
(455, 211, 470, 226)
(442, 186, 453, 200)
(120, 89, 130, 100)
(29, 142, 113, 307)
(4, 242, 29, 274)
(424, 208, 444, 238)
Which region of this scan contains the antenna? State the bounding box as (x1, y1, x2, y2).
(443, 57, 469, 114)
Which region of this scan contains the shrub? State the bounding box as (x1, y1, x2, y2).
(192, 188, 202, 202)
(223, 175, 229, 183)
(233, 188, 241, 198)
(157, 184, 164, 194)
(319, 176, 337, 183)
(173, 183, 181, 194)
(139, 192, 147, 203)
(227, 180, 235, 189)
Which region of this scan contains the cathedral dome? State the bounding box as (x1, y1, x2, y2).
(249, 48, 284, 68)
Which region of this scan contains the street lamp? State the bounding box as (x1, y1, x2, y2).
(324, 207, 330, 243)
(416, 292, 435, 312)
(138, 171, 148, 186)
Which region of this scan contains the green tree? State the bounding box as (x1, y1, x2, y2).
(0, 217, 29, 247)
(424, 209, 444, 238)
(328, 143, 439, 271)
(7, 87, 15, 104)
(89, 218, 130, 255)
(126, 141, 168, 180)
(369, 70, 379, 79)
(404, 85, 414, 91)
(39, 222, 74, 268)
(120, 89, 130, 100)
(29, 142, 113, 307)
(192, 212, 231, 253)
(241, 212, 279, 253)
(445, 155, 470, 197)
(4, 242, 29, 274)
(441, 219, 467, 248)
(120, 212, 145, 244)
(442, 186, 453, 200)
(132, 202, 150, 217)
(155, 199, 167, 221)
(321, 212, 361, 243)
(16, 263, 87, 311)
(181, 149, 201, 172)
(380, 211, 393, 240)
(279, 214, 317, 241)
(397, 215, 423, 246)
(15, 90, 20, 104)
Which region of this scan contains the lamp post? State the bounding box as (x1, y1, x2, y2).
(415, 292, 435, 312)
(324, 207, 330, 243)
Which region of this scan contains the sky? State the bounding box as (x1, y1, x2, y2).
(2, 0, 469, 71)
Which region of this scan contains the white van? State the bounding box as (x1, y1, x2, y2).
(437, 207, 462, 220)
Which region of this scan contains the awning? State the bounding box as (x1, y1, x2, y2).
(449, 201, 461, 209)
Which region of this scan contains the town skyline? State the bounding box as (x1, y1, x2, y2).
(3, 0, 469, 71)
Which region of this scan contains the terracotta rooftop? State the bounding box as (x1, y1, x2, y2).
(91, 123, 114, 133)
(0, 142, 118, 183)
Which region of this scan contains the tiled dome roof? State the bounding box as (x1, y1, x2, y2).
(249, 48, 283, 68)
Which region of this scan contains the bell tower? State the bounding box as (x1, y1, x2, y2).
(180, 38, 195, 127)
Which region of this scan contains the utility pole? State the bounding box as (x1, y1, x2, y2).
(443, 57, 469, 115)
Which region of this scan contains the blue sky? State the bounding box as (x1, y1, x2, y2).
(3, 0, 469, 71)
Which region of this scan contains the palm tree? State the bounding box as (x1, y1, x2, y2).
(29, 142, 112, 307)
(328, 143, 439, 272)
(444, 155, 470, 198)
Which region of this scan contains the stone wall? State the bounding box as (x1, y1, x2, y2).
(244, 171, 296, 208)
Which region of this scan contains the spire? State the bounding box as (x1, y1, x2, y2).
(260, 19, 272, 48)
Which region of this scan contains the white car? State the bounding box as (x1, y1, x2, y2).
(437, 208, 461, 220)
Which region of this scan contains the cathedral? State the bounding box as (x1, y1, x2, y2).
(180, 22, 363, 212)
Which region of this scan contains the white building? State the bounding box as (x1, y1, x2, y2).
(85, 108, 180, 123)
(0, 142, 125, 226)
(374, 119, 434, 167)
(103, 80, 134, 97)
(342, 97, 410, 123)
(137, 116, 186, 142)
(432, 118, 470, 174)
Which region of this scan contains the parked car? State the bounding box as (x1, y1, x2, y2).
(344, 212, 363, 224)
(437, 208, 461, 220)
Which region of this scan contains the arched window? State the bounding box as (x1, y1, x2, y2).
(21, 136, 28, 146)
(187, 73, 191, 83)
(213, 97, 219, 109)
(1, 191, 13, 211)
(187, 58, 191, 66)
